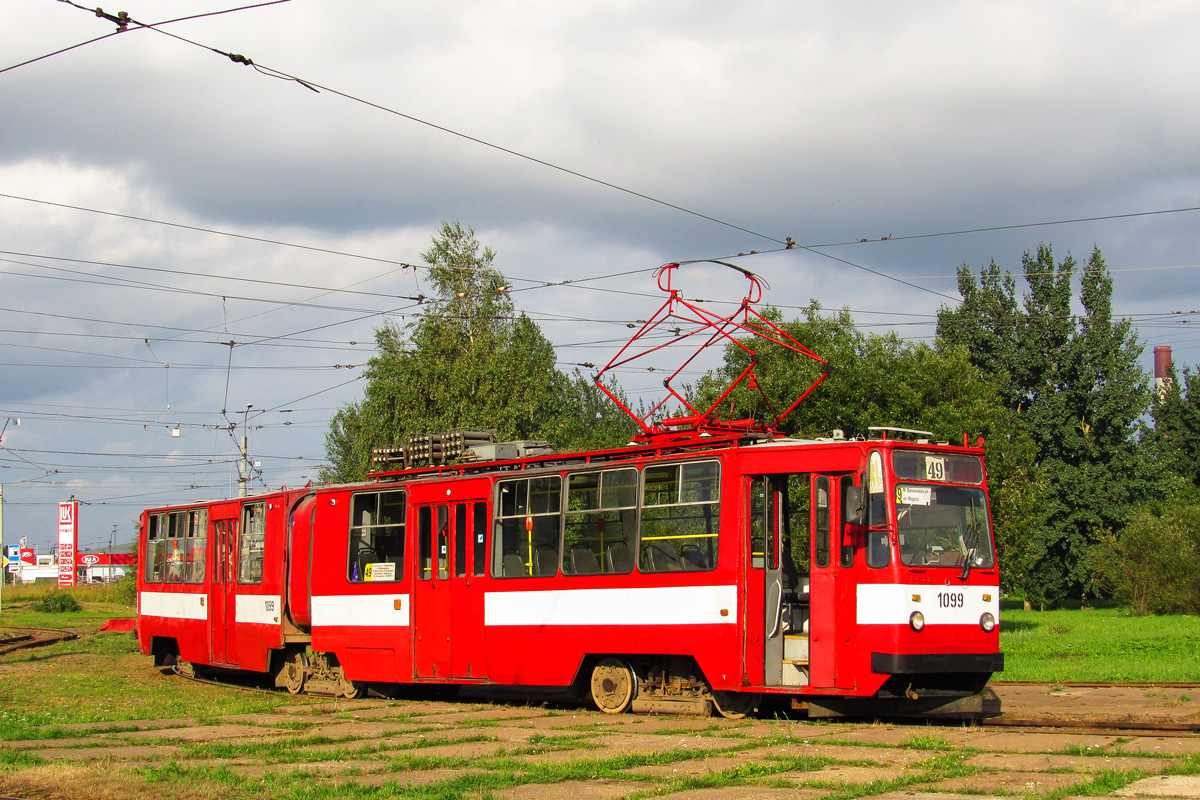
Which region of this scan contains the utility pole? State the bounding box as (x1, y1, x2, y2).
(1, 418, 19, 607)
(1, 484, 5, 611)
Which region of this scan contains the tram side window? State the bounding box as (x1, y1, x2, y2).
(144, 513, 164, 583)
(164, 511, 186, 583)
(564, 468, 637, 575)
(184, 509, 208, 584)
(238, 502, 266, 584)
(493, 475, 562, 577)
(640, 460, 720, 572)
(783, 473, 811, 575)
(813, 476, 830, 568)
(348, 490, 406, 582)
(748, 477, 775, 570)
(472, 502, 487, 577)
(866, 452, 891, 568)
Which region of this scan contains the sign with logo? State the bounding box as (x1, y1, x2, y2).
(80, 554, 101, 566)
(58, 501, 79, 588)
(19, 548, 36, 565)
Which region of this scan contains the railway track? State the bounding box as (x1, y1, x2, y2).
(994, 680, 1200, 689)
(0, 627, 77, 656)
(984, 715, 1200, 734)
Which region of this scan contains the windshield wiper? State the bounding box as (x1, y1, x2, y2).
(959, 548, 976, 581)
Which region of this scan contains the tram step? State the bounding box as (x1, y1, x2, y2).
(783, 634, 809, 662)
(781, 661, 810, 686)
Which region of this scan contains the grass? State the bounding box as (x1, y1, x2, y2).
(1, 581, 135, 630)
(0, 632, 324, 739)
(998, 600, 1200, 682)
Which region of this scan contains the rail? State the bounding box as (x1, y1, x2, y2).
(0, 627, 78, 656)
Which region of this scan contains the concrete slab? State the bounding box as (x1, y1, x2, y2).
(468, 779, 652, 800)
(737, 742, 934, 767)
(967, 731, 1120, 752)
(831, 725, 977, 747)
(29, 744, 181, 761)
(966, 751, 1167, 772)
(305, 721, 417, 738)
(786, 763, 905, 785)
(121, 723, 293, 742)
(1109, 737, 1200, 756)
(396, 767, 479, 786)
(227, 759, 390, 779)
(1113, 775, 1200, 797)
(407, 739, 508, 760)
(656, 787, 825, 800)
(933, 770, 1092, 794)
(623, 756, 752, 777)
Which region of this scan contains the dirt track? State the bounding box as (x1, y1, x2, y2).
(3, 680, 1200, 799)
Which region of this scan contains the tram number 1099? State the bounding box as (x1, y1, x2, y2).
(937, 592, 965, 608)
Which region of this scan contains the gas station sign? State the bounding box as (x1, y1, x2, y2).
(58, 501, 78, 588)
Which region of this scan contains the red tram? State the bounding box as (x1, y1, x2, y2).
(136, 265, 1003, 718)
(137, 429, 1001, 717)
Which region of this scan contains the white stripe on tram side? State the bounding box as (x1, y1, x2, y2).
(235, 594, 284, 625)
(311, 594, 411, 627)
(484, 585, 739, 627)
(857, 583, 1001, 626)
(139, 591, 208, 621)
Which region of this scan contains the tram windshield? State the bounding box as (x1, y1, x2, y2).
(895, 484, 995, 568)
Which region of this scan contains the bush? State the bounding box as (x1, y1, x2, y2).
(112, 573, 136, 606)
(29, 591, 83, 613)
(1088, 504, 1200, 615)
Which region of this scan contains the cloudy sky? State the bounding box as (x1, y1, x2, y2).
(3, 1, 1199, 554)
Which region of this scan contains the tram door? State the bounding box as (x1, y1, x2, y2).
(809, 474, 855, 689)
(209, 514, 239, 666)
(748, 475, 811, 687)
(746, 476, 785, 686)
(411, 480, 489, 680)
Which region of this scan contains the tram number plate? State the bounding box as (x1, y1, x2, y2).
(925, 456, 946, 481)
(937, 591, 964, 608)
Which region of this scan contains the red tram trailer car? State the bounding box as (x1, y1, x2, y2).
(137, 429, 1001, 717)
(136, 264, 1002, 717)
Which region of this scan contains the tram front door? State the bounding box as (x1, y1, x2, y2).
(809, 473, 857, 689)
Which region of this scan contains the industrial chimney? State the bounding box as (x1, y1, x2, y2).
(1154, 345, 1173, 400)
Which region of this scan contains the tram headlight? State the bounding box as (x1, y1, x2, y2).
(909, 611, 925, 632)
(980, 612, 996, 632)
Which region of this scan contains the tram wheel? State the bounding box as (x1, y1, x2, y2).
(590, 657, 636, 714)
(712, 690, 758, 719)
(336, 669, 365, 700)
(282, 651, 306, 695)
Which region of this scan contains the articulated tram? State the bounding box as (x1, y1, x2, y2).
(136, 263, 1002, 718)
(136, 428, 1002, 717)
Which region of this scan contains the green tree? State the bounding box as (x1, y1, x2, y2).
(937, 244, 1151, 606)
(1148, 366, 1200, 505)
(1086, 505, 1200, 615)
(323, 222, 635, 482)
